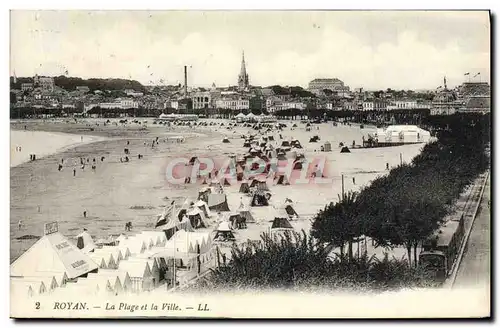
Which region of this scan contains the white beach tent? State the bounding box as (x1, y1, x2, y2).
(139, 231, 167, 247)
(10, 232, 99, 280)
(87, 273, 124, 295)
(75, 277, 114, 295)
(132, 234, 155, 250)
(118, 260, 154, 293)
(11, 281, 35, 298)
(11, 279, 46, 296)
(95, 269, 133, 294)
(125, 257, 161, 288)
(11, 276, 58, 292)
(118, 237, 147, 255)
(89, 254, 108, 269)
(98, 246, 125, 263)
(28, 271, 68, 287)
(92, 250, 119, 269)
(75, 230, 96, 253)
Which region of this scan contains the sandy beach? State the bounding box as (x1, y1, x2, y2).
(10, 118, 426, 262)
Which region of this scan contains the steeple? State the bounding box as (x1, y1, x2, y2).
(238, 50, 249, 91)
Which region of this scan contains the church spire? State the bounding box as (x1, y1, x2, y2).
(238, 50, 249, 91)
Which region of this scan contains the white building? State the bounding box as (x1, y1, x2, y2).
(125, 89, 144, 97)
(191, 92, 212, 109)
(362, 101, 374, 111)
(215, 98, 250, 111)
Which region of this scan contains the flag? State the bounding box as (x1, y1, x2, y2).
(155, 200, 176, 228)
(464, 72, 470, 76)
(474, 72, 481, 77)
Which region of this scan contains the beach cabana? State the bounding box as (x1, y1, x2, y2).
(87, 273, 124, 295)
(250, 178, 269, 191)
(250, 191, 270, 207)
(10, 232, 98, 280)
(139, 231, 167, 247)
(270, 215, 294, 235)
(213, 221, 236, 242)
(118, 260, 154, 293)
(76, 230, 96, 253)
(274, 173, 290, 186)
(194, 200, 211, 218)
(208, 194, 230, 212)
(186, 208, 208, 229)
(125, 258, 161, 288)
(11, 280, 46, 297)
(239, 208, 255, 223)
(25, 271, 68, 288)
(284, 204, 299, 219)
(92, 250, 119, 269)
(239, 181, 251, 193)
(95, 269, 133, 294)
(11, 276, 58, 292)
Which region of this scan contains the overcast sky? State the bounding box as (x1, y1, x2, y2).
(10, 10, 490, 90)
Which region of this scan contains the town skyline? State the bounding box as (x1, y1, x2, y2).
(10, 11, 490, 90)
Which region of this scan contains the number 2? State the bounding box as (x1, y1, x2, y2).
(35, 302, 40, 309)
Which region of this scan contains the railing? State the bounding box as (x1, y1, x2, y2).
(444, 170, 489, 288)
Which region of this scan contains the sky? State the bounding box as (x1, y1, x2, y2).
(10, 10, 490, 90)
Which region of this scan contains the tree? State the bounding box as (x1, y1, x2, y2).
(311, 191, 360, 262)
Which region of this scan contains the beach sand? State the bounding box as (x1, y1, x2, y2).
(10, 118, 426, 262)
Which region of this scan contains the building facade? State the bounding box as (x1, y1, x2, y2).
(191, 92, 212, 109)
(308, 78, 350, 96)
(215, 98, 250, 111)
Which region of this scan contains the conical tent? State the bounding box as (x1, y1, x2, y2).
(239, 209, 255, 223)
(10, 232, 99, 279)
(208, 194, 230, 212)
(250, 191, 269, 207)
(214, 221, 236, 241)
(271, 216, 294, 230)
(239, 181, 250, 193)
(186, 208, 208, 229)
(274, 174, 290, 185)
(76, 230, 96, 253)
(284, 204, 299, 218)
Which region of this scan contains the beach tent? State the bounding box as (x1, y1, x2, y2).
(323, 141, 332, 152)
(126, 258, 161, 288)
(97, 246, 125, 263)
(158, 214, 195, 240)
(281, 140, 291, 147)
(11, 276, 58, 292)
(89, 254, 109, 269)
(186, 208, 208, 229)
(208, 194, 230, 212)
(274, 173, 290, 185)
(119, 238, 147, 255)
(213, 221, 236, 242)
(75, 277, 113, 295)
(340, 146, 351, 153)
(271, 215, 294, 234)
(198, 187, 212, 203)
(94, 269, 133, 294)
(117, 246, 132, 260)
(11, 281, 35, 298)
(76, 230, 96, 253)
(239, 181, 251, 193)
(10, 232, 98, 280)
(194, 200, 211, 218)
(87, 272, 124, 295)
(284, 204, 299, 218)
(250, 178, 270, 191)
(11, 280, 46, 296)
(23, 271, 68, 288)
(239, 208, 255, 223)
(250, 191, 270, 207)
(92, 250, 119, 269)
(118, 260, 154, 293)
(225, 212, 246, 229)
(164, 230, 213, 255)
(139, 231, 167, 247)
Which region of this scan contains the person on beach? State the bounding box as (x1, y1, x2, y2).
(61, 158, 64, 164)
(81, 164, 85, 170)
(127, 141, 130, 145)
(18, 220, 22, 230)
(93, 158, 96, 163)
(58, 163, 63, 171)
(101, 156, 105, 162)
(353, 177, 356, 185)
(73, 168, 76, 177)
(386, 163, 389, 170)
(83, 211, 87, 218)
